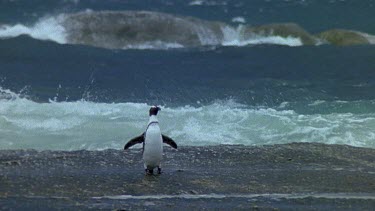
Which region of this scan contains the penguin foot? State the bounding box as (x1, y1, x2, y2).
(157, 167, 162, 174)
(145, 169, 154, 175)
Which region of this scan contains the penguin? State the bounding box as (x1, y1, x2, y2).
(124, 106, 177, 175)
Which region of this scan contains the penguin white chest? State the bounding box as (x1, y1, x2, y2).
(143, 124, 163, 168)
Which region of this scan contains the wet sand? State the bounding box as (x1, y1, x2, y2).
(1, 143, 374, 210)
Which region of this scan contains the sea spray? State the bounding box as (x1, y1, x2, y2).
(0, 16, 67, 44)
(1, 89, 374, 150)
(221, 25, 303, 47)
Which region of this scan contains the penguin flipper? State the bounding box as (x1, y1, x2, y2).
(162, 134, 178, 149)
(124, 133, 145, 150)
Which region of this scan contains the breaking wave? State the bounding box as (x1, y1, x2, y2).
(0, 16, 67, 44)
(1, 88, 374, 150)
(1, 10, 374, 50)
(221, 25, 303, 47)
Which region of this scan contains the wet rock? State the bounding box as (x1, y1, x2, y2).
(316, 29, 370, 45)
(1, 160, 21, 166)
(63, 11, 225, 49)
(0, 143, 374, 209)
(189, 190, 199, 195)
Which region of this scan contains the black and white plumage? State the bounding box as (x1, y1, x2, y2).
(124, 106, 177, 175)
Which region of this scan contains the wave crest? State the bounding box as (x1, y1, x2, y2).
(0, 16, 67, 44)
(1, 92, 374, 150)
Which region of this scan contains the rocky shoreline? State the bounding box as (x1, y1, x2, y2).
(1, 143, 374, 210)
(63, 11, 375, 49)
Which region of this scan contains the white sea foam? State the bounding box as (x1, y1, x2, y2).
(221, 25, 303, 47)
(0, 16, 67, 44)
(188, 0, 228, 6)
(359, 32, 375, 44)
(0, 88, 374, 150)
(123, 41, 184, 50)
(189, 0, 204, 5)
(231, 16, 246, 24)
(222, 35, 303, 47)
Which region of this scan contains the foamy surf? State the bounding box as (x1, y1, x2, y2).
(1, 88, 374, 150)
(221, 25, 303, 47)
(0, 16, 67, 44)
(122, 41, 184, 50)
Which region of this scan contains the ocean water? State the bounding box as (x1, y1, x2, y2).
(1, 0, 375, 150)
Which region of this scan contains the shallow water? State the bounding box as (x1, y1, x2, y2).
(1, 0, 375, 150)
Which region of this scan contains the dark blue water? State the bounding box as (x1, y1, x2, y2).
(1, 35, 375, 110)
(0, 0, 374, 150)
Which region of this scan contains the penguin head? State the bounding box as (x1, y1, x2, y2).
(149, 106, 161, 116)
